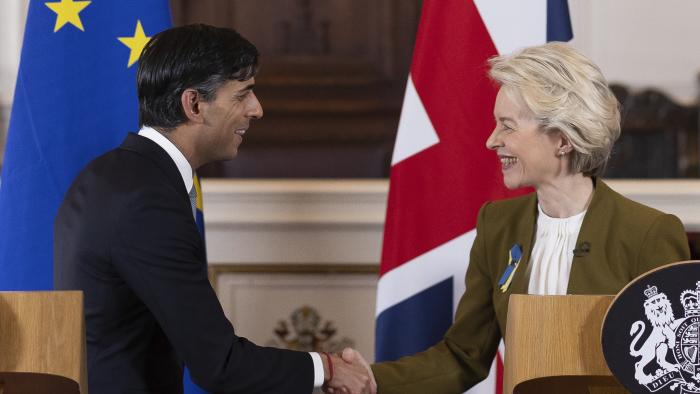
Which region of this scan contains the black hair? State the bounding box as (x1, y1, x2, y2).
(136, 24, 259, 130)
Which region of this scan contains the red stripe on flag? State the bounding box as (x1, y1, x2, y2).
(381, 0, 527, 275)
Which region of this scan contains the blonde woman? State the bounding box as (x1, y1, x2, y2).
(342, 42, 690, 394)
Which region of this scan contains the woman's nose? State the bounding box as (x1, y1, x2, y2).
(485, 128, 501, 150)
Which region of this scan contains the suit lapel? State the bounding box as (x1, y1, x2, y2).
(119, 133, 190, 206)
(119, 133, 206, 265)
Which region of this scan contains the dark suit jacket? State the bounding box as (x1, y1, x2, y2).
(54, 133, 314, 394)
(372, 179, 691, 393)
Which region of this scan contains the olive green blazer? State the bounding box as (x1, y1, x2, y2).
(372, 179, 690, 394)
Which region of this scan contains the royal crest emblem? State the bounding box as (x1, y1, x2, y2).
(629, 282, 700, 393)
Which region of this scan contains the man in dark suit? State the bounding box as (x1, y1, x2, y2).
(54, 24, 373, 394)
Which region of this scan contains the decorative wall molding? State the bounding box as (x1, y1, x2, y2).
(202, 179, 388, 264)
(201, 179, 700, 266)
(602, 179, 700, 232)
(208, 263, 378, 293)
(203, 179, 388, 227)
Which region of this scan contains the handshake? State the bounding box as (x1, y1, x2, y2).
(321, 348, 377, 394)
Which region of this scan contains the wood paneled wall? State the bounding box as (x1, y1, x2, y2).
(170, 0, 422, 178)
(607, 84, 699, 178)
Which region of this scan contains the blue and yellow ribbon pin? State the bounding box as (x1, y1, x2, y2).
(498, 244, 522, 293)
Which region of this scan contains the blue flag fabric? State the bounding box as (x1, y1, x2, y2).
(0, 1, 207, 392)
(547, 0, 574, 42)
(0, 0, 171, 289)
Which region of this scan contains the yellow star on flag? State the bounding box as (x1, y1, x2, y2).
(45, 0, 91, 32)
(118, 20, 151, 68)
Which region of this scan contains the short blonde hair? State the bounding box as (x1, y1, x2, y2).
(488, 42, 620, 177)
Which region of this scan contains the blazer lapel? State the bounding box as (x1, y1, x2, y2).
(566, 178, 612, 293)
(508, 193, 538, 295)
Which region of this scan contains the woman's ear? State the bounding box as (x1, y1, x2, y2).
(557, 132, 574, 156)
(180, 88, 203, 123)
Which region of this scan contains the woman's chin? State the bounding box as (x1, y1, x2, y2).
(502, 176, 532, 191)
(502, 176, 520, 190)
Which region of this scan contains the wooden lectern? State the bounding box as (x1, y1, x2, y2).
(503, 295, 624, 394)
(0, 291, 86, 394)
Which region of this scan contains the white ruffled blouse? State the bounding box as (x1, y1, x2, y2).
(527, 205, 586, 295)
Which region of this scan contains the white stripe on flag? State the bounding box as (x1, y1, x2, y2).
(474, 0, 547, 55)
(390, 76, 440, 165)
(376, 230, 476, 317)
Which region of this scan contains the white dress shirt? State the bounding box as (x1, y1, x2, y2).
(137, 127, 325, 388)
(527, 204, 586, 295)
(139, 126, 193, 193)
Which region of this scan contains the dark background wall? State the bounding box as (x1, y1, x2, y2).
(171, 0, 421, 178)
(169, 0, 700, 180)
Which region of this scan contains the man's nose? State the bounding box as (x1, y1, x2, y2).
(248, 92, 263, 120)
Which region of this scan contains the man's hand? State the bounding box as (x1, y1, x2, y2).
(321, 349, 376, 394)
(341, 348, 376, 392)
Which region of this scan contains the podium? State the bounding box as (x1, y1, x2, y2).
(503, 295, 624, 394)
(0, 291, 86, 394)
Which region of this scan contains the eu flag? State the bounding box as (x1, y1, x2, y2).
(0, 0, 211, 393)
(0, 0, 171, 289)
(0, 1, 208, 392)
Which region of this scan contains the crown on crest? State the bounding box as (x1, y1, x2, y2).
(644, 285, 658, 299)
(680, 281, 700, 317)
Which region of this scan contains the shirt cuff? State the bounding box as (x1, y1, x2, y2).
(309, 352, 325, 387)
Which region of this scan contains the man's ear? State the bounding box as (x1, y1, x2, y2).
(180, 88, 204, 123)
